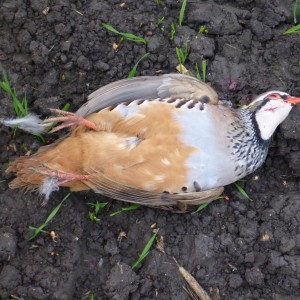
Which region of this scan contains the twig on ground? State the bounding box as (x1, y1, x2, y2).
(173, 257, 212, 300)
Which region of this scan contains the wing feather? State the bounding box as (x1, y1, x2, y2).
(85, 170, 224, 212)
(76, 74, 218, 117)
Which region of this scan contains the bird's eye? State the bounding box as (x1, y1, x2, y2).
(266, 93, 281, 99)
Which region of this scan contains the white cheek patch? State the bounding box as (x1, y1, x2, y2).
(255, 102, 292, 140)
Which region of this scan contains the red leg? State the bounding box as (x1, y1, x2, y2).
(43, 109, 96, 133)
(30, 163, 90, 185)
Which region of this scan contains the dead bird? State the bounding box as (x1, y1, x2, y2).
(3, 74, 300, 212)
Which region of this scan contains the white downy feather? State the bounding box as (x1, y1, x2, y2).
(39, 177, 60, 201)
(0, 113, 47, 134)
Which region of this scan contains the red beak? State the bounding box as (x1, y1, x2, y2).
(285, 96, 300, 105)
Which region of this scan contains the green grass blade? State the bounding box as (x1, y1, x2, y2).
(195, 63, 202, 81)
(157, 17, 164, 25)
(121, 33, 146, 44)
(88, 201, 108, 214)
(128, 53, 149, 78)
(88, 211, 100, 222)
(22, 95, 27, 112)
(233, 182, 253, 202)
(28, 224, 48, 241)
(179, 0, 187, 26)
(102, 23, 147, 44)
(28, 226, 48, 240)
(198, 25, 208, 35)
(193, 196, 224, 213)
(44, 193, 70, 224)
(28, 193, 71, 240)
(176, 47, 182, 63)
(170, 23, 176, 40)
(194, 202, 210, 213)
(132, 229, 159, 269)
(0, 71, 12, 93)
(102, 23, 121, 34)
(0, 71, 28, 118)
(34, 133, 46, 144)
(12, 88, 25, 117)
(110, 204, 140, 217)
(283, 23, 300, 34)
(94, 201, 108, 213)
(176, 47, 185, 74)
(62, 102, 71, 111)
(202, 60, 207, 82)
(1, 70, 44, 139)
(14, 93, 27, 117)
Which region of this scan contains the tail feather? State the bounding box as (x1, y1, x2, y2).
(7, 157, 49, 189)
(6, 135, 89, 200)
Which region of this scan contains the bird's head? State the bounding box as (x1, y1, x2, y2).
(245, 91, 300, 140)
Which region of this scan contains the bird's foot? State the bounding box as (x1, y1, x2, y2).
(30, 162, 90, 185)
(43, 109, 96, 133)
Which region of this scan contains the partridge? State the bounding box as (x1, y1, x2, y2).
(3, 74, 300, 212)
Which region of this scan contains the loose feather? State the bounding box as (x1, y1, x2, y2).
(0, 113, 47, 134)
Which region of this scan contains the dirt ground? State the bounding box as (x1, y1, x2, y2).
(0, 0, 300, 299)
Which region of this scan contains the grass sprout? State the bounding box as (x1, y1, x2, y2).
(110, 204, 140, 217)
(170, 23, 176, 41)
(157, 17, 165, 32)
(157, 17, 164, 26)
(132, 229, 159, 269)
(88, 201, 108, 222)
(28, 193, 71, 240)
(0, 70, 46, 142)
(128, 53, 150, 78)
(62, 102, 70, 111)
(176, 41, 189, 74)
(283, 23, 300, 34)
(179, 0, 187, 26)
(0, 71, 28, 118)
(194, 202, 210, 212)
(195, 60, 207, 82)
(294, 0, 299, 23)
(233, 182, 253, 202)
(198, 25, 208, 35)
(102, 23, 147, 45)
(193, 196, 224, 213)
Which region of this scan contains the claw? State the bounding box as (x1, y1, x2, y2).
(43, 109, 96, 132)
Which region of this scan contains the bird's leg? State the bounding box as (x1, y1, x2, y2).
(43, 109, 97, 133)
(29, 162, 90, 185)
